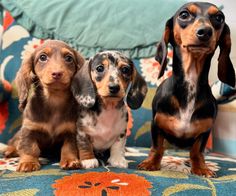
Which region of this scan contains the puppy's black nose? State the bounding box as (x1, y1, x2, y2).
(196, 26, 213, 42)
(52, 72, 63, 80)
(109, 84, 120, 94)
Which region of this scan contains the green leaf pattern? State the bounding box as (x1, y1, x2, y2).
(134, 121, 151, 140)
(2, 169, 68, 178)
(0, 189, 39, 196)
(162, 184, 211, 196)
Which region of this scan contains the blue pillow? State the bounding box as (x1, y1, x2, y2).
(0, 0, 187, 58)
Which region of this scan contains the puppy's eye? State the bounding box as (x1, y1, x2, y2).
(96, 65, 105, 73)
(39, 54, 48, 62)
(121, 66, 132, 75)
(179, 10, 190, 20)
(215, 14, 224, 23)
(64, 55, 74, 63)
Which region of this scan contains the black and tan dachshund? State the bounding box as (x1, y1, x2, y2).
(138, 2, 235, 177)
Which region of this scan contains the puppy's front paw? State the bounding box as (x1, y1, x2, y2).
(60, 158, 81, 170)
(81, 158, 99, 169)
(138, 159, 161, 171)
(191, 167, 217, 178)
(17, 161, 41, 172)
(108, 156, 128, 168)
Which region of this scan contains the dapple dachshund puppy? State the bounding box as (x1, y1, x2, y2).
(5, 40, 84, 172)
(71, 51, 147, 169)
(138, 2, 235, 177)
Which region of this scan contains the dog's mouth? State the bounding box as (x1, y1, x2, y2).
(101, 95, 124, 103)
(101, 95, 124, 108)
(103, 95, 123, 99)
(43, 81, 69, 89)
(183, 44, 212, 53)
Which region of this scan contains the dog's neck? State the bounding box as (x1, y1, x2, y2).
(174, 46, 213, 84)
(42, 87, 72, 108)
(97, 96, 124, 110)
(171, 46, 214, 108)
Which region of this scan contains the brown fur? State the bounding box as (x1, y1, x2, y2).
(5, 40, 84, 172)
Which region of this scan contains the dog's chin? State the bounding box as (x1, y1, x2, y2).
(102, 95, 123, 101)
(43, 81, 70, 91)
(101, 95, 124, 107)
(183, 44, 213, 54)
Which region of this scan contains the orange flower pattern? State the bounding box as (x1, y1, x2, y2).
(52, 172, 152, 196)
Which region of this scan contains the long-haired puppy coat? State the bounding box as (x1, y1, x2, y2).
(138, 2, 235, 177)
(71, 51, 147, 169)
(5, 40, 84, 172)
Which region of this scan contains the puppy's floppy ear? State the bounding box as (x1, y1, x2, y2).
(71, 59, 96, 108)
(74, 51, 85, 70)
(156, 17, 173, 79)
(15, 52, 34, 112)
(218, 23, 235, 87)
(126, 61, 147, 110)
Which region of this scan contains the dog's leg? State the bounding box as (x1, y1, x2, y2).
(16, 128, 41, 172)
(60, 133, 81, 170)
(190, 130, 216, 177)
(108, 135, 128, 168)
(77, 131, 99, 169)
(138, 121, 164, 170)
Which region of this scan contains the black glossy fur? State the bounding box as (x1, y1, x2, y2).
(138, 2, 235, 177)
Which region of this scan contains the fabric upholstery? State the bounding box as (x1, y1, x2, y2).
(0, 0, 186, 58)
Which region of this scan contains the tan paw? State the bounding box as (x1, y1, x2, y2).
(191, 167, 217, 178)
(137, 159, 161, 171)
(60, 158, 81, 170)
(17, 161, 41, 172)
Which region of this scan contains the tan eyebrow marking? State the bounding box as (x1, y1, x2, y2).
(118, 61, 128, 68)
(187, 4, 200, 14)
(41, 47, 52, 55)
(61, 47, 74, 56)
(102, 59, 109, 66)
(208, 6, 219, 15)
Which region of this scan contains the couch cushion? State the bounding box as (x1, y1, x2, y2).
(0, 147, 236, 195)
(0, 0, 187, 58)
(213, 99, 236, 157)
(211, 81, 236, 157)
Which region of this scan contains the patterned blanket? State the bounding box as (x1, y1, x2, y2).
(0, 146, 236, 195)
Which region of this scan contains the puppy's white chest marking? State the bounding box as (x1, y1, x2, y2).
(82, 107, 127, 150)
(178, 68, 197, 133)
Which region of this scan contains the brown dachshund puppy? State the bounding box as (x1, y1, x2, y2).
(138, 2, 235, 177)
(5, 40, 84, 172)
(71, 51, 147, 169)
